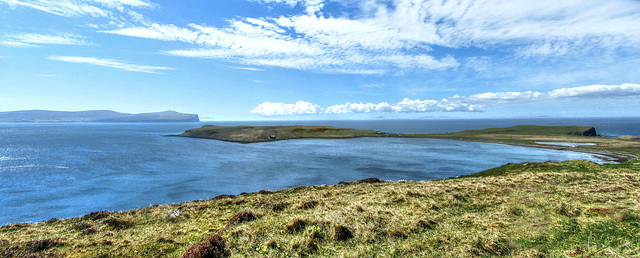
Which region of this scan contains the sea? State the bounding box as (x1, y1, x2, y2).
(1, 117, 639, 225)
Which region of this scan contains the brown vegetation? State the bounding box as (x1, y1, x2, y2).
(182, 234, 230, 258)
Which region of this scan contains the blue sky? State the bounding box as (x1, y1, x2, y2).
(1, 0, 640, 120)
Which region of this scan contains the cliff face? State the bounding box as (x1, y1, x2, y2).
(0, 110, 199, 123)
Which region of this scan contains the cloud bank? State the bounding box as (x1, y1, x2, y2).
(250, 101, 321, 116)
(250, 83, 640, 116)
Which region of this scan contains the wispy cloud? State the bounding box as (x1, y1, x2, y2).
(250, 83, 640, 116)
(229, 66, 266, 72)
(48, 56, 173, 74)
(104, 21, 458, 73)
(0, 0, 154, 17)
(1, 33, 89, 47)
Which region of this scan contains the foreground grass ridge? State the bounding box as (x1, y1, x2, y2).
(2, 160, 639, 257)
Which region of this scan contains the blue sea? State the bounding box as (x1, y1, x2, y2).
(1, 118, 639, 225)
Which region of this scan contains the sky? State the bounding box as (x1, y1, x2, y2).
(1, 0, 640, 120)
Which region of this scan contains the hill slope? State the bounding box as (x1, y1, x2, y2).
(1, 160, 639, 257)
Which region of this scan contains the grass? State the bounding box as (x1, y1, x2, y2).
(2, 160, 639, 257)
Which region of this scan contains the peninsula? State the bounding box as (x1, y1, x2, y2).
(176, 124, 640, 162)
(0, 110, 200, 123)
(176, 125, 386, 143)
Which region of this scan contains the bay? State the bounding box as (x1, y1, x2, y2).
(1, 118, 638, 225)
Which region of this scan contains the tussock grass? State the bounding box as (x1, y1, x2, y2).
(1, 160, 639, 257)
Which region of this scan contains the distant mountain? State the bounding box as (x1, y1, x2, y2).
(0, 110, 200, 123)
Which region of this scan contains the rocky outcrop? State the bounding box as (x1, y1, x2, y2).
(581, 127, 597, 136)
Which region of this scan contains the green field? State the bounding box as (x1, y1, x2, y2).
(2, 125, 640, 257)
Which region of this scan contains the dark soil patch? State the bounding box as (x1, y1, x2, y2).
(333, 225, 353, 241)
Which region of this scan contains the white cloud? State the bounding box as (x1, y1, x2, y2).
(250, 101, 321, 116)
(548, 83, 640, 99)
(48, 56, 173, 74)
(251, 83, 640, 116)
(325, 102, 395, 114)
(0, 41, 36, 47)
(1, 33, 89, 47)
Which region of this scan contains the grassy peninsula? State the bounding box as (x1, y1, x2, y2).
(177, 124, 640, 162)
(175, 125, 387, 143)
(2, 125, 640, 257)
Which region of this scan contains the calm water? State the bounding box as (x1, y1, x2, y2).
(1, 118, 638, 225)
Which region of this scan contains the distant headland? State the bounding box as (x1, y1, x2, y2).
(0, 110, 199, 123)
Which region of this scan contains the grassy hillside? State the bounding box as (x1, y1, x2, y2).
(2, 160, 639, 257)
